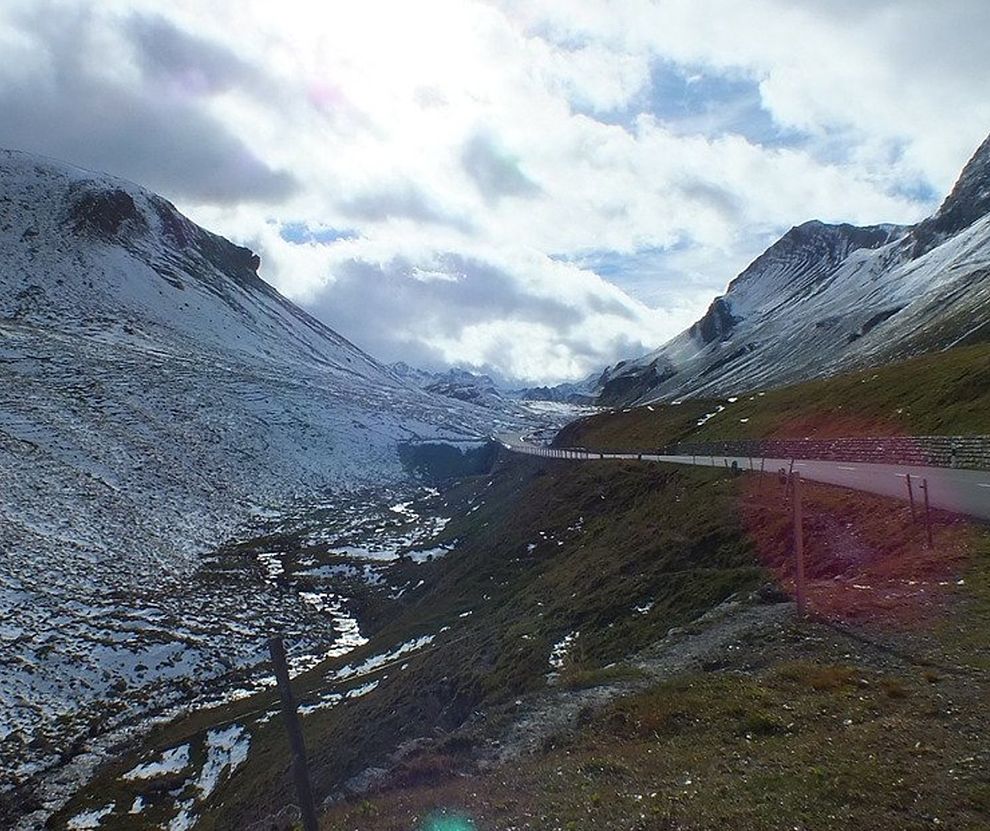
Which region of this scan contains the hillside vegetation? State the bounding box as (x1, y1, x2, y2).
(54, 455, 765, 830)
(556, 343, 990, 452)
(320, 471, 990, 831)
(51, 443, 990, 830)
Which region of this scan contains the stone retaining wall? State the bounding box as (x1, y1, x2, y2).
(665, 435, 990, 471)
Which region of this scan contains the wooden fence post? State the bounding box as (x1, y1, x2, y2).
(792, 472, 806, 617)
(921, 478, 933, 549)
(905, 473, 916, 522)
(268, 637, 319, 831)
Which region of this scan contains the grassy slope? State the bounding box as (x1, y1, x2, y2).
(557, 343, 990, 451)
(55, 455, 765, 830)
(322, 470, 990, 831)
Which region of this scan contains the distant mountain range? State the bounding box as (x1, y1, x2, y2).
(597, 132, 990, 405)
(392, 362, 601, 407)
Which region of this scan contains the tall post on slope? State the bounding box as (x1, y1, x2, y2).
(905, 473, 916, 522)
(792, 472, 806, 617)
(921, 478, 933, 549)
(268, 637, 319, 831)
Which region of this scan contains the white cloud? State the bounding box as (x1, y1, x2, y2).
(1, 0, 987, 382)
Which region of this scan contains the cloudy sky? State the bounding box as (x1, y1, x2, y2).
(2, 1, 988, 383)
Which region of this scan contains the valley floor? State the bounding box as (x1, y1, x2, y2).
(2, 482, 461, 830)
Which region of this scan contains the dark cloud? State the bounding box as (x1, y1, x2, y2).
(126, 12, 265, 96)
(461, 132, 541, 202)
(294, 252, 640, 376)
(0, 4, 296, 204)
(338, 184, 474, 232)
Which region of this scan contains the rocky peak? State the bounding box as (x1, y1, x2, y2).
(688, 296, 738, 345)
(728, 220, 904, 295)
(910, 132, 990, 257)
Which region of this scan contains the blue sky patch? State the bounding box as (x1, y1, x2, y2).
(279, 221, 357, 244)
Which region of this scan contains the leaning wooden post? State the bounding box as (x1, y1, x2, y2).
(792, 472, 806, 617)
(921, 478, 933, 549)
(268, 637, 319, 831)
(905, 473, 916, 522)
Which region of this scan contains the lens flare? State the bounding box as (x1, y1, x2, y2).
(420, 811, 477, 831)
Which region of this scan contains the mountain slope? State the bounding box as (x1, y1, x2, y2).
(0, 149, 499, 561)
(0, 149, 512, 804)
(599, 133, 990, 404)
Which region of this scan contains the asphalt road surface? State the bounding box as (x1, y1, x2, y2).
(499, 433, 990, 522)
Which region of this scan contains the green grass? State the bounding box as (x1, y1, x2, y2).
(323, 649, 990, 831)
(558, 343, 990, 451)
(56, 454, 766, 830)
(316, 465, 990, 831)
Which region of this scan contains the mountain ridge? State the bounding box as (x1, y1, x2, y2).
(597, 133, 990, 405)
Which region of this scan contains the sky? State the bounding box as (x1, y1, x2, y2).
(1, 1, 989, 384)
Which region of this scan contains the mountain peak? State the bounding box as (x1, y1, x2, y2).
(910, 132, 990, 257)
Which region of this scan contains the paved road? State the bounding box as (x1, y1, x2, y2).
(498, 433, 990, 522)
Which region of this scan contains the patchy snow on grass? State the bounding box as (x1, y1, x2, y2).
(549, 631, 579, 671)
(66, 803, 114, 829)
(346, 680, 379, 699)
(407, 544, 453, 563)
(195, 724, 251, 799)
(696, 405, 726, 427)
(167, 800, 196, 831)
(335, 635, 435, 682)
(123, 744, 190, 781)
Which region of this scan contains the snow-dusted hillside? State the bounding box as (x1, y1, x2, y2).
(0, 150, 505, 571)
(599, 133, 990, 404)
(0, 150, 523, 811)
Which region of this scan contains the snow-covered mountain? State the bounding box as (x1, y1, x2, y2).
(0, 150, 507, 574)
(391, 362, 508, 410)
(390, 361, 603, 414)
(599, 132, 990, 404)
(514, 372, 601, 405)
(0, 149, 519, 801)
